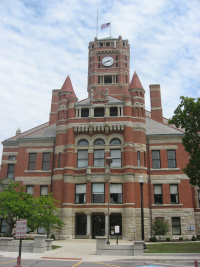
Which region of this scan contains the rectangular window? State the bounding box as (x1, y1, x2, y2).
(77, 150, 88, 168)
(42, 153, 50, 170)
(104, 75, 112, 84)
(0, 219, 7, 233)
(75, 184, 86, 204)
(92, 183, 104, 203)
(94, 107, 104, 117)
(137, 151, 140, 167)
(26, 185, 34, 195)
(154, 184, 163, 204)
(152, 150, 161, 169)
(76, 214, 87, 235)
(172, 217, 181, 235)
(110, 149, 121, 167)
(110, 107, 118, 116)
(58, 153, 61, 168)
(167, 150, 176, 168)
(198, 191, 200, 208)
(110, 184, 122, 204)
(28, 153, 36, 170)
(170, 184, 179, 204)
(7, 164, 14, 178)
(40, 186, 48, 196)
(110, 214, 122, 236)
(9, 155, 16, 160)
(94, 150, 104, 167)
(81, 108, 89, 118)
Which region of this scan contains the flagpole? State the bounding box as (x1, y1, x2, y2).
(96, 8, 98, 38)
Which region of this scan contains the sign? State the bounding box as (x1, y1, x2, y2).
(15, 219, 27, 239)
(115, 225, 120, 234)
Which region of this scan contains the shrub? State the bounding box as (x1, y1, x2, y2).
(166, 237, 170, 242)
(50, 234, 56, 240)
(152, 218, 170, 240)
(179, 237, 183, 241)
(149, 236, 157, 242)
(191, 235, 197, 241)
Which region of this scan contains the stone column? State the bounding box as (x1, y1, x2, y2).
(87, 213, 91, 238)
(105, 214, 109, 236)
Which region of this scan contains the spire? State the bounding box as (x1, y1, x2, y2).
(129, 71, 143, 89)
(61, 75, 77, 97)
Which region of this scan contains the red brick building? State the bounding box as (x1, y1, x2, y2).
(0, 35, 199, 240)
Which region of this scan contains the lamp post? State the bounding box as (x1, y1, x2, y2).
(106, 157, 112, 245)
(139, 174, 145, 242)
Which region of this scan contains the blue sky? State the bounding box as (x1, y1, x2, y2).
(0, 0, 200, 159)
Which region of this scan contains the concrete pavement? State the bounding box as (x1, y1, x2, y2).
(0, 239, 200, 262)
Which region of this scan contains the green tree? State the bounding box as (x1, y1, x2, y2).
(152, 218, 170, 240)
(0, 182, 64, 237)
(168, 96, 200, 186)
(0, 182, 35, 236)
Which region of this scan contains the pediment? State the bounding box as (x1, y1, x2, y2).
(93, 90, 106, 101)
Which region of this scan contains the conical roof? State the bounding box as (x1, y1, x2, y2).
(129, 71, 143, 89)
(61, 75, 77, 97)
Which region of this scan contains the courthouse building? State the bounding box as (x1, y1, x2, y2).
(0, 35, 199, 240)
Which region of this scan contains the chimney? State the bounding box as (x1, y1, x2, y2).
(149, 84, 163, 123)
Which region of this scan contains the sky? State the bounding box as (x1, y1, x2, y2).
(0, 0, 200, 159)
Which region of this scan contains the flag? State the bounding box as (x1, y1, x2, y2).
(101, 22, 110, 29)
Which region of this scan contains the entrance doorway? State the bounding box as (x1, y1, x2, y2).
(92, 214, 105, 239)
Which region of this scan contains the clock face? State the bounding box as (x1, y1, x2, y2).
(102, 56, 114, 67)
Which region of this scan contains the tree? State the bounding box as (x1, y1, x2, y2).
(0, 182, 64, 237)
(152, 218, 170, 240)
(0, 182, 35, 236)
(168, 96, 200, 187)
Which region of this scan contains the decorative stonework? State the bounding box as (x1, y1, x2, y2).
(15, 176, 51, 185)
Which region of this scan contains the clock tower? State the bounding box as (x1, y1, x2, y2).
(88, 35, 130, 100)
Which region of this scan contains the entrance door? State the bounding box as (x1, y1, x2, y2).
(92, 214, 105, 239)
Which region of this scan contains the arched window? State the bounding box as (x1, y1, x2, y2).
(77, 139, 88, 168)
(94, 139, 105, 167)
(78, 139, 89, 146)
(110, 138, 121, 167)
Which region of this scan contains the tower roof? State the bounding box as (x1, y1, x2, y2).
(129, 71, 143, 89)
(61, 75, 77, 97)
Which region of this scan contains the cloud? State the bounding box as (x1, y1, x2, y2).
(0, 0, 200, 159)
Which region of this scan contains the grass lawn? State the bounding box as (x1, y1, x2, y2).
(145, 242, 200, 253)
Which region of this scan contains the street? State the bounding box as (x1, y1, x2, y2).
(0, 257, 198, 267)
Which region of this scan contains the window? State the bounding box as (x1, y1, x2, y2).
(172, 217, 181, 235)
(78, 139, 89, 146)
(170, 184, 179, 204)
(0, 219, 7, 233)
(76, 214, 87, 235)
(99, 42, 103, 47)
(137, 151, 140, 167)
(94, 107, 104, 117)
(42, 153, 50, 170)
(37, 226, 45, 234)
(26, 185, 33, 195)
(110, 184, 122, 204)
(92, 183, 104, 203)
(154, 184, 163, 204)
(81, 108, 89, 117)
(106, 42, 110, 46)
(110, 149, 121, 167)
(58, 153, 61, 168)
(40, 186, 48, 196)
(75, 184, 86, 204)
(9, 155, 16, 160)
(104, 75, 112, 84)
(28, 153, 36, 170)
(198, 191, 200, 208)
(7, 164, 14, 178)
(110, 138, 121, 145)
(167, 150, 176, 168)
(94, 150, 104, 167)
(152, 150, 161, 169)
(110, 107, 118, 116)
(77, 150, 88, 168)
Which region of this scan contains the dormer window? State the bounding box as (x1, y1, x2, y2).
(106, 42, 110, 46)
(99, 42, 103, 47)
(110, 107, 118, 116)
(81, 108, 89, 118)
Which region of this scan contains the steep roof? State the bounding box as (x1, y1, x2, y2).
(61, 75, 77, 98)
(129, 71, 143, 89)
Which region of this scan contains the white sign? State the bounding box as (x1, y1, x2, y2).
(15, 219, 27, 238)
(115, 225, 120, 234)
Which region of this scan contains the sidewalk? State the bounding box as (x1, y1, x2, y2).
(0, 239, 200, 262)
